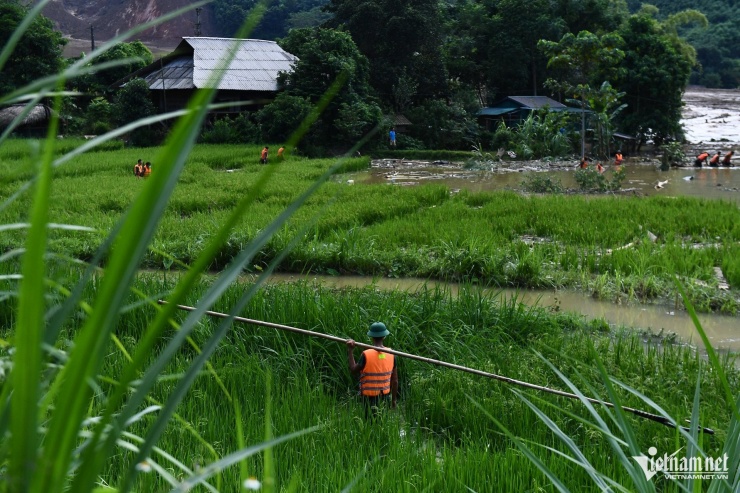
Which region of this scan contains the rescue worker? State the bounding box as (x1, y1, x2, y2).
(260, 146, 269, 164)
(578, 156, 589, 169)
(596, 162, 604, 173)
(346, 322, 398, 418)
(277, 146, 285, 160)
(694, 152, 709, 167)
(614, 150, 623, 167)
(143, 162, 152, 177)
(709, 151, 722, 167)
(133, 159, 143, 177)
(722, 150, 734, 166)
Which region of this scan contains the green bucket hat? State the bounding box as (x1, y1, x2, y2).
(367, 322, 390, 338)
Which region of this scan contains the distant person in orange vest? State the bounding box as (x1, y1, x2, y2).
(143, 162, 152, 177)
(260, 146, 269, 164)
(346, 322, 398, 418)
(722, 150, 734, 166)
(596, 162, 604, 173)
(277, 146, 285, 160)
(614, 150, 623, 167)
(694, 152, 709, 167)
(133, 159, 143, 177)
(578, 156, 589, 169)
(709, 151, 722, 167)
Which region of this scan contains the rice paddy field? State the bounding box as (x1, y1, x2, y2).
(1, 139, 740, 314)
(1, 271, 736, 491)
(2, 138, 739, 492)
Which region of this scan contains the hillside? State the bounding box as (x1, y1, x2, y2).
(41, 0, 218, 55)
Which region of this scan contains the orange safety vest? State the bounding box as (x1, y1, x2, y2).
(710, 154, 720, 165)
(697, 153, 709, 161)
(143, 166, 151, 177)
(261, 148, 268, 159)
(615, 153, 623, 164)
(360, 348, 394, 397)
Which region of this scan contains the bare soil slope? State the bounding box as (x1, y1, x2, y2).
(44, 0, 218, 55)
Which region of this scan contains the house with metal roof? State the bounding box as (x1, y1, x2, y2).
(477, 96, 582, 130)
(122, 37, 298, 114)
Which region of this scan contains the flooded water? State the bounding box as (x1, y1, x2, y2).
(345, 163, 740, 203)
(262, 273, 740, 352)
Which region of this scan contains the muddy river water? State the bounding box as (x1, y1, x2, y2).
(261, 274, 739, 353)
(351, 162, 740, 204)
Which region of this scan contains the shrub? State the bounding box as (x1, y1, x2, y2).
(520, 173, 564, 193)
(574, 167, 625, 192)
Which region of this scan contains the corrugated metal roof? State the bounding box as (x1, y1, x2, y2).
(507, 96, 567, 109)
(394, 114, 412, 126)
(478, 107, 517, 116)
(144, 37, 298, 92)
(144, 57, 195, 90)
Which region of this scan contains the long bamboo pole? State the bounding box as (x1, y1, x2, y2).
(159, 300, 715, 435)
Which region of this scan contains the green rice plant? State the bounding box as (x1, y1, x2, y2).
(483, 279, 740, 492)
(0, 4, 351, 492)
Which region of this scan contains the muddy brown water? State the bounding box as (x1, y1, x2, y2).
(261, 274, 740, 353)
(345, 161, 740, 203)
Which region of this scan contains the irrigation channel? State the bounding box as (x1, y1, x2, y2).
(251, 273, 740, 352)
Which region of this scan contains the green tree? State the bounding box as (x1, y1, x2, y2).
(324, 0, 448, 108)
(93, 41, 153, 91)
(405, 98, 478, 150)
(539, 30, 625, 157)
(612, 12, 696, 144)
(112, 78, 156, 146)
(444, 0, 565, 104)
(256, 93, 312, 142)
(578, 81, 627, 158)
(0, 0, 66, 95)
(274, 27, 382, 153)
(85, 97, 113, 134)
(213, 0, 258, 37)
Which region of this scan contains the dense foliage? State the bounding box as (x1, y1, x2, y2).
(626, 0, 740, 88)
(272, 27, 383, 153)
(3, 0, 733, 153)
(0, 0, 66, 95)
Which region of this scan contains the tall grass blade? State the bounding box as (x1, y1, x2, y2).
(170, 427, 321, 493)
(7, 88, 59, 493)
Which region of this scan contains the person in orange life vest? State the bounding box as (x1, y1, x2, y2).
(722, 150, 734, 166)
(578, 156, 589, 169)
(596, 162, 604, 173)
(346, 322, 398, 416)
(260, 146, 269, 164)
(277, 146, 285, 160)
(143, 162, 152, 177)
(709, 151, 722, 167)
(614, 150, 623, 167)
(133, 159, 143, 177)
(694, 152, 709, 167)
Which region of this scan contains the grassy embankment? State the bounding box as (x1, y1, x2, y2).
(2, 138, 740, 316)
(1, 271, 735, 491)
